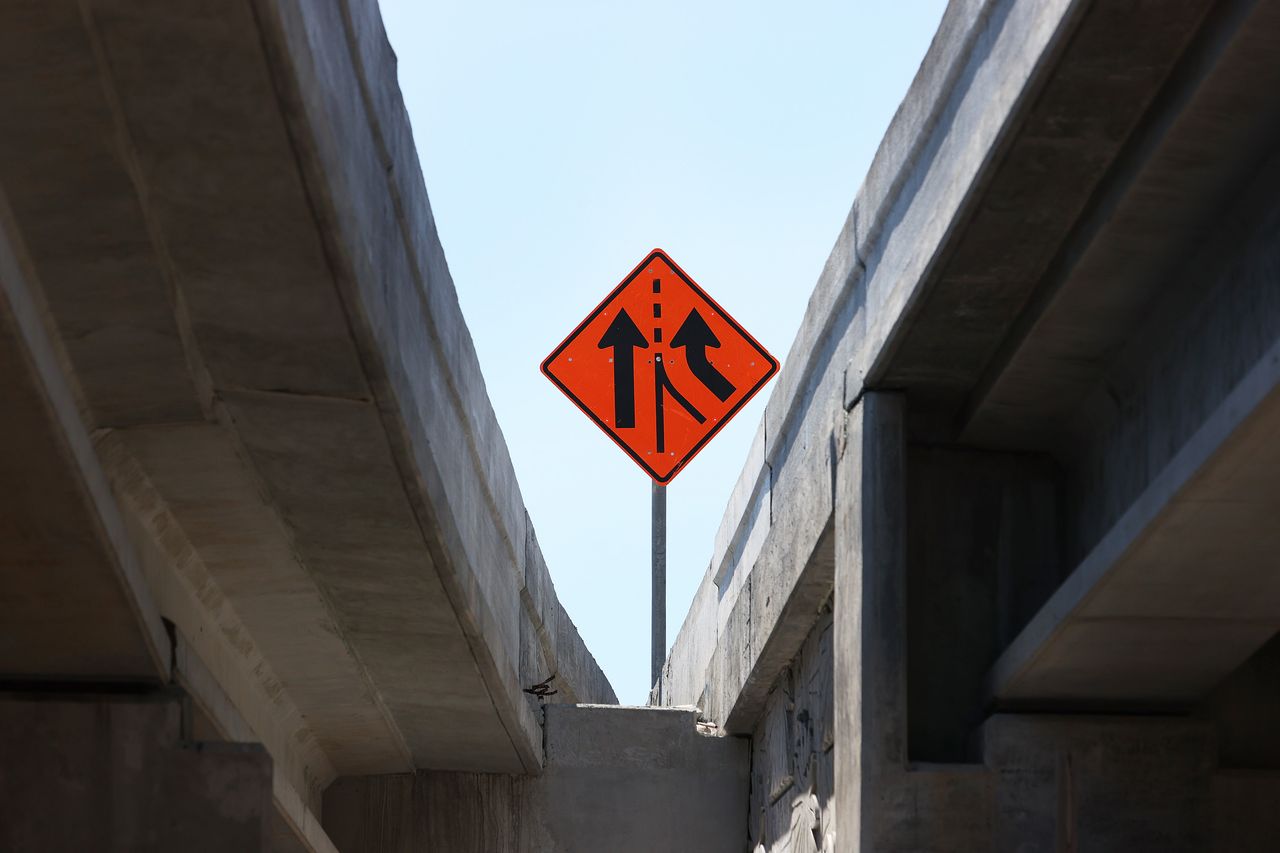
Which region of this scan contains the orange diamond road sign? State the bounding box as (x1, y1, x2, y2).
(541, 249, 779, 484)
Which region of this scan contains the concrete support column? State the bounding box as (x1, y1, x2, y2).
(834, 391, 907, 851)
(0, 691, 272, 852)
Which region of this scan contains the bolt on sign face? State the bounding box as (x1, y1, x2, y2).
(541, 249, 779, 483)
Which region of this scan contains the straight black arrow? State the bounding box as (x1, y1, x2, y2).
(597, 308, 648, 428)
(671, 309, 736, 402)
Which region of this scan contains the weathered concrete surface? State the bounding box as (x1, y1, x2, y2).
(749, 590, 1280, 852)
(657, 0, 1095, 728)
(749, 409, 1280, 850)
(659, 0, 1280, 722)
(322, 705, 750, 853)
(747, 609, 1280, 853)
(5, 0, 1280, 845)
(981, 715, 1214, 852)
(748, 603, 835, 851)
(0, 0, 613, 848)
(0, 185, 335, 851)
(659, 0, 1280, 849)
(958, 0, 1280, 450)
(989, 150, 1280, 707)
(908, 446, 1061, 761)
(536, 705, 747, 852)
(0, 692, 272, 852)
(0, 191, 168, 685)
(835, 393, 911, 853)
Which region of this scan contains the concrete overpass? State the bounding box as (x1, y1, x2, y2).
(5, 0, 1280, 850)
(657, 0, 1280, 849)
(0, 1, 634, 849)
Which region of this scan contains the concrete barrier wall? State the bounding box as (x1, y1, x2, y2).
(322, 705, 749, 853)
(0, 693, 273, 852)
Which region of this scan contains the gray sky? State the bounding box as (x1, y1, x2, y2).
(378, 0, 947, 704)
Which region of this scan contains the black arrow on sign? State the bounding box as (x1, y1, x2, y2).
(597, 308, 649, 428)
(654, 354, 706, 453)
(671, 309, 736, 402)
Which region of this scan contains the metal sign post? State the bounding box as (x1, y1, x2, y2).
(651, 481, 666, 689)
(540, 248, 778, 697)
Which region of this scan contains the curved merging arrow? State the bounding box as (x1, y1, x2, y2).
(597, 308, 648, 428)
(671, 309, 736, 401)
(654, 355, 705, 453)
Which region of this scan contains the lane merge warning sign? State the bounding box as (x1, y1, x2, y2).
(541, 248, 779, 483)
